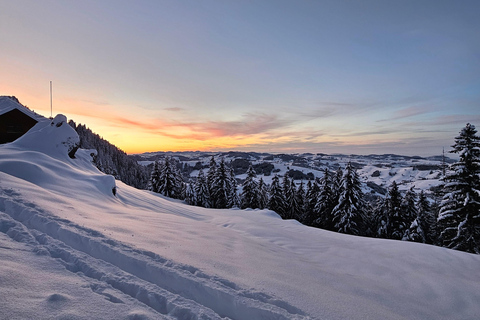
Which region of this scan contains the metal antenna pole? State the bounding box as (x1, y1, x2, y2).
(50, 81, 53, 118)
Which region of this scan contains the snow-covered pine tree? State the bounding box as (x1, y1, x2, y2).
(295, 181, 306, 221)
(268, 174, 285, 218)
(149, 160, 161, 193)
(402, 219, 426, 243)
(438, 123, 480, 253)
(212, 158, 230, 208)
(227, 167, 240, 208)
(387, 181, 407, 240)
(333, 167, 344, 203)
(302, 180, 320, 226)
(241, 165, 259, 209)
(207, 156, 217, 206)
(172, 159, 186, 200)
(283, 174, 298, 220)
(194, 169, 210, 208)
(374, 196, 390, 238)
(184, 179, 196, 205)
(315, 168, 335, 230)
(401, 187, 418, 238)
(331, 162, 365, 235)
(402, 187, 426, 243)
(257, 177, 269, 210)
(417, 190, 437, 244)
(157, 157, 178, 198)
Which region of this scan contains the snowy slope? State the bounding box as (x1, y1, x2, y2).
(1, 114, 480, 319)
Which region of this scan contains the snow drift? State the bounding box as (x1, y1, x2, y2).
(1, 108, 480, 319)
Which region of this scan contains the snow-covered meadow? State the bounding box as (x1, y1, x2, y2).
(1, 105, 480, 319)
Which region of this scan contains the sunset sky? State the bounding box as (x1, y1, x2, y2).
(1, 0, 479, 156)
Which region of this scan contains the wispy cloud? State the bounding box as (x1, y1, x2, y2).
(377, 105, 434, 122)
(163, 107, 184, 112)
(97, 112, 294, 141)
(430, 114, 480, 126)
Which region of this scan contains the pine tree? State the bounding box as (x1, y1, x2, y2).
(417, 190, 437, 244)
(184, 179, 196, 205)
(207, 156, 217, 206)
(331, 162, 365, 235)
(438, 123, 480, 253)
(333, 167, 344, 203)
(227, 167, 240, 208)
(149, 160, 161, 193)
(302, 180, 320, 226)
(374, 196, 390, 238)
(387, 181, 407, 240)
(172, 159, 186, 200)
(194, 169, 210, 208)
(268, 174, 285, 218)
(315, 169, 335, 230)
(401, 187, 418, 234)
(212, 158, 230, 208)
(295, 181, 306, 221)
(403, 189, 432, 243)
(157, 157, 180, 198)
(241, 165, 259, 209)
(257, 177, 269, 210)
(283, 174, 298, 220)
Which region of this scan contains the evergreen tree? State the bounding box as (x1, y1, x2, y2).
(302, 180, 320, 226)
(331, 162, 365, 235)
(438, 123, 480, 253)
(295, 181, 306, 221)
(212, 158, 230, 208)
(417, 190, 437, 244)
(333, 167, 344, 203)
(283, 174, 298, 220)
(403, 218, 426, 243)
(184, 180, 196, 205)
(227, 167, 240, 208)
(157, 157, 181, 198)
(194, 169, 210, 208)
(402, 187, 418, 233)
(149, 160, 161, 193)
(207, 156, 217, 205)
(241, 165, 259, 209)
(268, 174, 285, 218)
(374, 196, 390, 238)
(257, 177, 269, 210)
(172, 159, 186, 200)
(387, 181, 407, 239)
(315, 169, 335, 230)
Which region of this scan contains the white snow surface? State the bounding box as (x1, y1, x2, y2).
(1, 115, 480, 319)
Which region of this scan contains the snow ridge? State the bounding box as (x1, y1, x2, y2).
(0, 191, 308, 320)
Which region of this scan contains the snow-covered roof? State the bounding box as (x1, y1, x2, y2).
(0, 96, 47, 122)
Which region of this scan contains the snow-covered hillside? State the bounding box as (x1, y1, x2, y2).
(136, 151, 449, 197)
(1, 111, 480, 319)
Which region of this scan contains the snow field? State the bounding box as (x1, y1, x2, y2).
(0, 191, 307, 320)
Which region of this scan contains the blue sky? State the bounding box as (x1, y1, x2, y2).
(1, 0, 479, 155)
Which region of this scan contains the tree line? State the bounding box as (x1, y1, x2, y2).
(148, 123, 480, 254)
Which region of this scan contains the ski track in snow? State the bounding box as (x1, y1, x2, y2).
(0, 189, 309, 320)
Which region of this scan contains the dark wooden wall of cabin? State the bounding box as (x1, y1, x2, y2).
(0, 109, 38, 143)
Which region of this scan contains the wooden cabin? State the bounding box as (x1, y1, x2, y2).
(0, 96, 41, 144)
